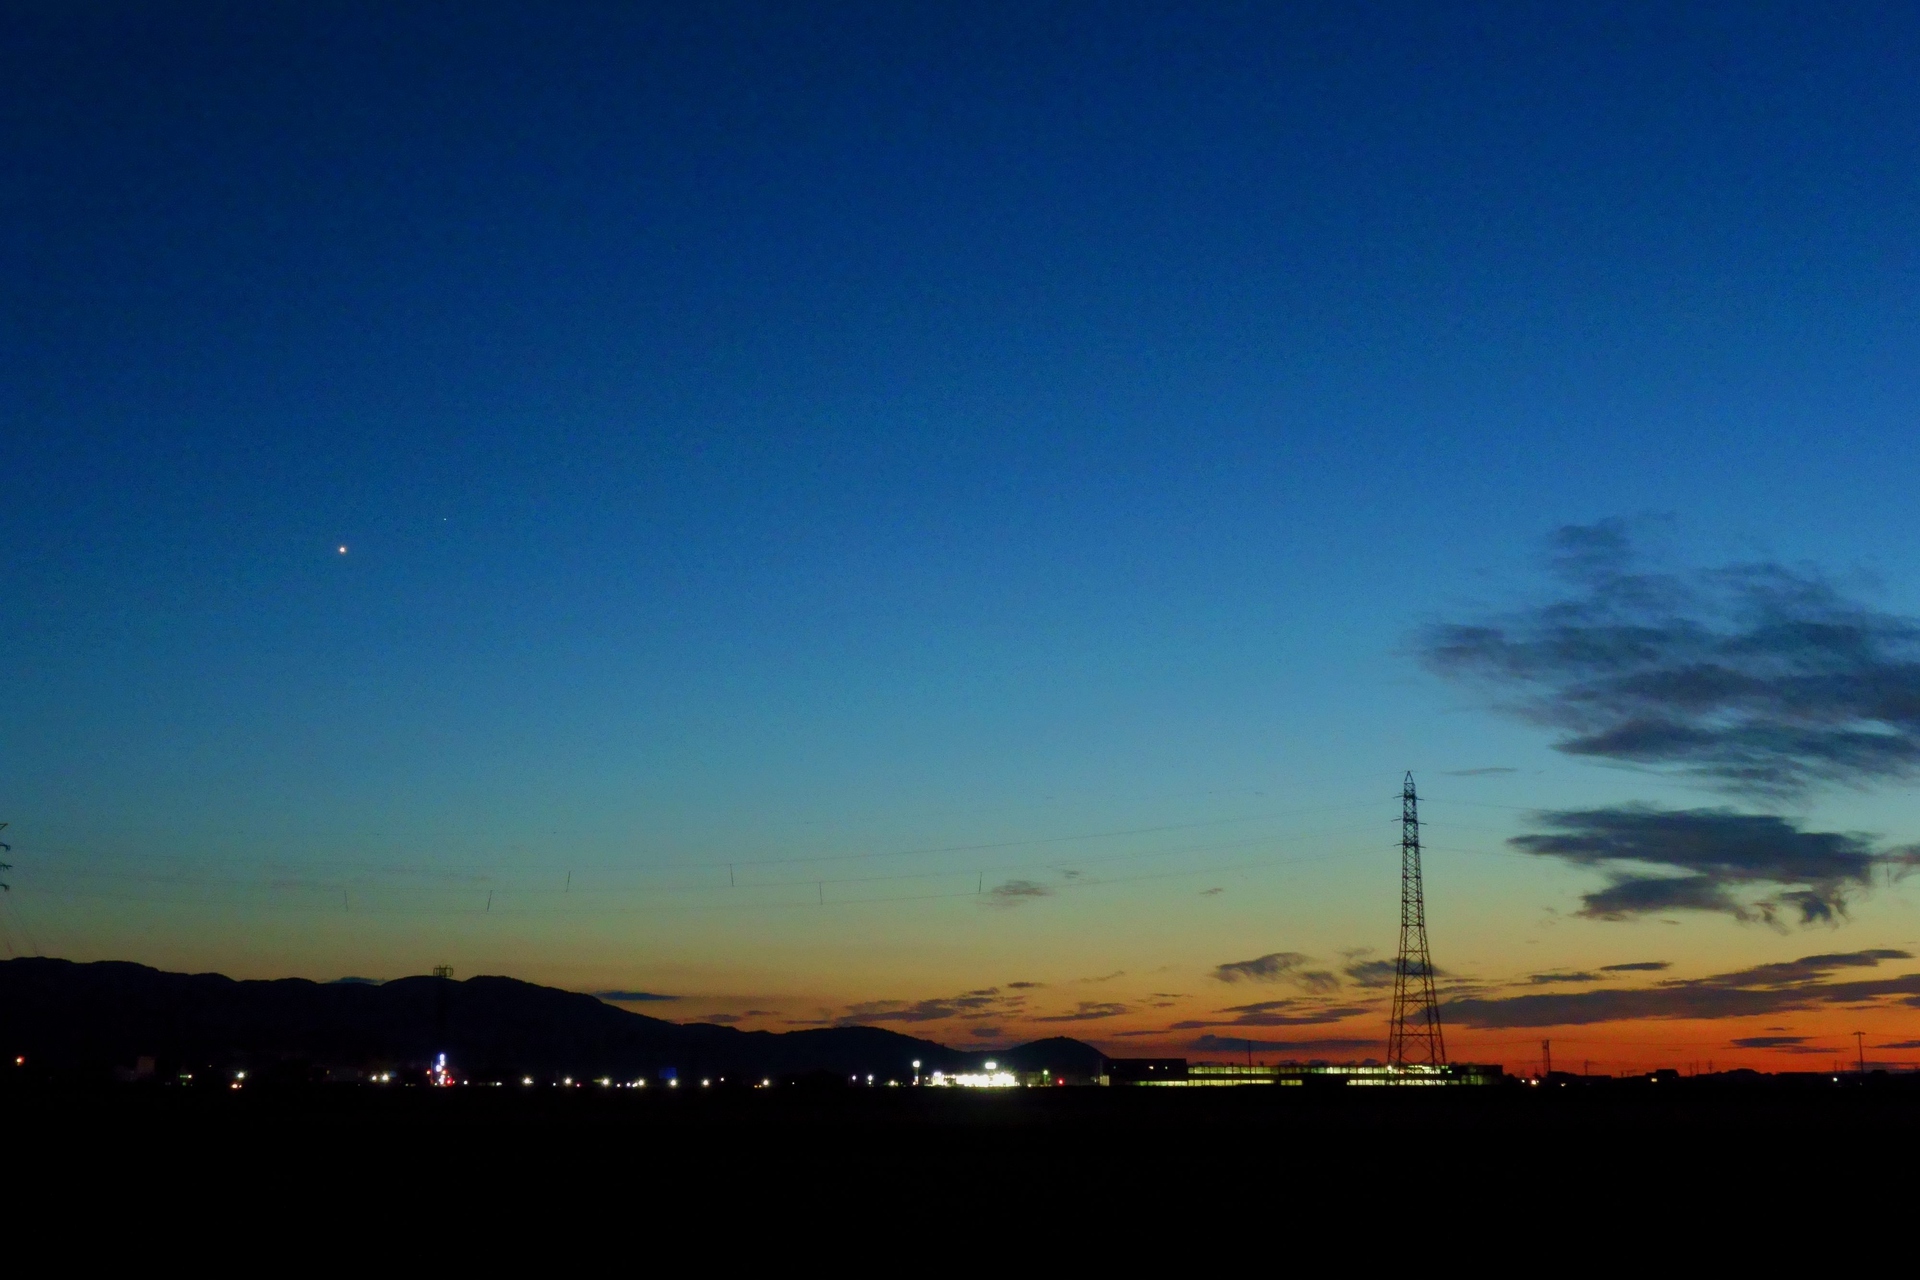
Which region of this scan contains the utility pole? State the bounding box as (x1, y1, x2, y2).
(1541, 1039, 1552, 1078)
(1386, 773, 1446, 1068)
(1855, 1031, 1867, 1074)
(0, 823, 11, 892)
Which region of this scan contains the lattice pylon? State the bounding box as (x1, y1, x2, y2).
(1386, 773, 1446, 1067)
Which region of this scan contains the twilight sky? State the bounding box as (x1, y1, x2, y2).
(6, 2, 1920, 1071)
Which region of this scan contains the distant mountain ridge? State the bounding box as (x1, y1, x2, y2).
(0, 958, 1107, 1082)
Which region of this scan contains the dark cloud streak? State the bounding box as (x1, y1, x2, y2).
(1510, 805, 1908, 924)
(983, 879, 1052, 908)
(1446, 949, 1917, 1028)
(1421, 521, 1920, 794)
(1033, 1002, 1131, 1023)
(1213, 952, 1310, 983)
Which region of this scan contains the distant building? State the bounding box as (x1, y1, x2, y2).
(1106, 1058, 1505, 1086)
(1106, 1058, 1190, 1085)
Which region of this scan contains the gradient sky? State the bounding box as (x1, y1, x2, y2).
(6, 2, 1920, 1073)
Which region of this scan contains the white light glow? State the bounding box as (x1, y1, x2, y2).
(926, 1070, 1019, 1089)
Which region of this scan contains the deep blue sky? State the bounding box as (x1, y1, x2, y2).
(6, 3, 1920, 1056)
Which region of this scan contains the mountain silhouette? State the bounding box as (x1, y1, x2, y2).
(0, 958, 1106, 1083)
(984, 1035, 1110, 1080)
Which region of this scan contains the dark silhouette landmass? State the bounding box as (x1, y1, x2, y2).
(0, 958, 1105, 1083)
(983, 1035, 1109, 1079)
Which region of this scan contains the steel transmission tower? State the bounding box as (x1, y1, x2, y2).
(1387, 773, 1447, 1067)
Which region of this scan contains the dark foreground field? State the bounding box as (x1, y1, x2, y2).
(13, 1080, 1920, 1215)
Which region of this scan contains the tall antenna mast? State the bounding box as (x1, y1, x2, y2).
(1387, 773, 1446, 1067)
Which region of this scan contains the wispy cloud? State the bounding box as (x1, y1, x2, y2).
(836, 986, 1022, 1026)
(1446, 948, 1918, 1028)
(596, 990, 679, 1002)
(1172, 996, 1374, 1029)
(1344, 958, 1416, 988)
(1421, 520, 1920, 795)
(1526, 971, 1602, 985)
(1510, 805, 1912, 924)
(983, 879, 1053, 908)
(1600, 961, 1671, 972)
(1034, 1002, 1131, 1023)
(1214, 952, 1309, 982)
(1730, 1035, 1811, 1049)
(1213, 952, 1341, 991)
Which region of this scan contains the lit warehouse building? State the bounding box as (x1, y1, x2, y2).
(1105, 1059, 1506, 1087)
